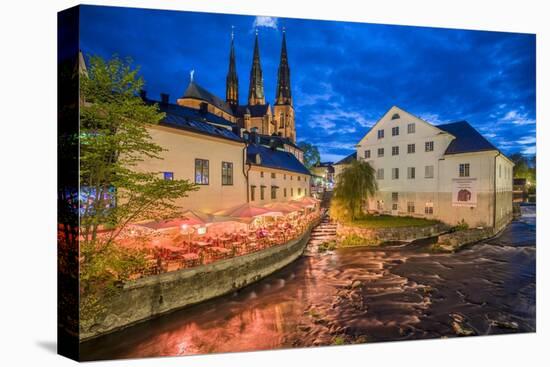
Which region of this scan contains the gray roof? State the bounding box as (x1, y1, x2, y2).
(437, 121, 499, 155)
(334, 151, 357, 165)
(247, 144, 310, 175)
(182, 81, 234, 115)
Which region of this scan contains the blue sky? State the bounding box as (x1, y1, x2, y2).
(79, 5, 536, 162)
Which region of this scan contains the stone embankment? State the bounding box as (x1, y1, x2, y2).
(433, 227, 497, 252)
(336, 222, 449, 245)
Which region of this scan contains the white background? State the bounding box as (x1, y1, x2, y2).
(0, 0, 547, 365)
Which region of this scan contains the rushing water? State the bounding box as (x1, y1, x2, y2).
(81, 205, 536, 360)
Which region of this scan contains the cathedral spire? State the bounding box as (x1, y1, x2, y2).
(275, 28, 292, 106)
(226, 26, 239, 107)
(248, 31, 265, 105)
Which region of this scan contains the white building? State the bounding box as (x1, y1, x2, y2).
(356, 106, 513, 230)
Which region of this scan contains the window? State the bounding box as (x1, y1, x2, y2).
(425, 141, 434, 152)
(271, 186, 277, 199)
(260, 171, 264, 178)
(377, 200, 384, 211)
(284, 188, 287, 197)
(407, 201, 415, 213)
(271, 172, 276, 179)
(260, 186, 265, 200)
(377, 168, 384, 180)
(425, 202, 434, 215)
(392, 168, 399, 179)
(284, 174, 286, 180)
(222, 162, 233, 185)
(392, 192, 399, 201)
(377, 129, 384, 139)
(290, 176, 293, 180)
(250, 186, 256, 201)
(364, 150, 371, 159)
(407, 167, 416, 179)
(499, 164, 502, 178)
(425, 165, 434, 178)
(291, 188, 294, 196)
(459, 163, 470, 177)
(392, 146, 399, 156)
(298, 188, 302, 195)
(407, 144, 416, 154)
(378, 148, 385, 157)
(392, 126, 399, 136)
(407, 123, 416, 134)
(391, 113, 400, 120)
(195, 159, 209, 184)
(163, 172, 174, 181)
(392, 203, 398, 211)
(298, 176, 301, 181)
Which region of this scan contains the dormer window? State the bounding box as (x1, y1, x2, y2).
(391, 113, 400, 120)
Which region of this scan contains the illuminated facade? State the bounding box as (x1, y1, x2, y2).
(356, 106, 514, 229)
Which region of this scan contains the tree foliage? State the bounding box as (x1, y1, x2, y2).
(79, 55, 198, 246)
(297, 141, 321, 170)
(509, 152, 536, 183)
(78, 55, 199, 321)
(331, 160, 378, 221)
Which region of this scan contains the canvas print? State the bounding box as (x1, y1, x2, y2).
(57, 4, 536, 361)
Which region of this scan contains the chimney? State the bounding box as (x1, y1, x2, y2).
(139, 89, 147, 100)
(199, 102, 208, 115)
(160, 93, 169, 104)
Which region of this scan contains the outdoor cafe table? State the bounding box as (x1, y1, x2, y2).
(194, 241, 209, 248)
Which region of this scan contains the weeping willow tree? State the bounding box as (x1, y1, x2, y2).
(331, 160, 378, 221)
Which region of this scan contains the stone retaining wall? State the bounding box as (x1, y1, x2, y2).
(336, 222, 449, 244)
(435, 227, 496, 252)
(80, 220, 319, 341)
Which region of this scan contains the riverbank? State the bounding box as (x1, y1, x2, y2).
(80, 218, 320, 341)
(336, 219, 449, 246)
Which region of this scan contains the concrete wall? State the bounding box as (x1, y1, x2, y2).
(248, 165, 309, 204)
(136, 125, 248, 213)
(80, 220, 318, 341)
(337, 222, 449, 244)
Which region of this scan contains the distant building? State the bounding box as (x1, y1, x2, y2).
(311, 162, 335, 190)
(355, 106, 514, 229)
(333, 152, 357, 179)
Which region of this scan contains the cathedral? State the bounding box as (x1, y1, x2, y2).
(177, 30, 296, 143)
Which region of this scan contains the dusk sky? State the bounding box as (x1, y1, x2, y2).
(80, 5, 536, 162)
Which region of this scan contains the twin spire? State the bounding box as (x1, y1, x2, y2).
(225, 28, 292, 108)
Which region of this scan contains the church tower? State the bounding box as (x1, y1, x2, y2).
(273, 29, 296, 142)
(248, 31, 266, 106)
(226, 28, 239, 108)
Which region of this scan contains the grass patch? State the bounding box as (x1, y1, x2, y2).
(339, 234, 376, 248)
(318, 240, 337, 253)
(345, 214, 440, 229)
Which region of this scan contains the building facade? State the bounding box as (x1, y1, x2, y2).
(356, 106, 513, 230)
(177, 30, 297, 144)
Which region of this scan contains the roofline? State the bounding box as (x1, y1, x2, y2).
(157, 121, 245, 145)
(248, 162, 311, 176)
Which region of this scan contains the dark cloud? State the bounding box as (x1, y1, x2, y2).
(80, 5, 536, 160)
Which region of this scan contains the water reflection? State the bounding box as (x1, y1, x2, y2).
(81, 207, 536, 360)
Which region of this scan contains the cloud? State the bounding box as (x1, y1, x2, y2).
(501, 110, 536, 125)
(517, 136, 536, 145)
(252, 16, 278, 30)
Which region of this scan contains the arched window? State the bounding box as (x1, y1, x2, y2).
(279, 113, 285, 129)
(391, 113, 400, 120)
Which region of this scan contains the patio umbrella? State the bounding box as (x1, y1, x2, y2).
(263, 201, 302, 214)
(214, 203, 282, 220)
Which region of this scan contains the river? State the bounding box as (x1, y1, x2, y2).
(80, 205, 536, 360)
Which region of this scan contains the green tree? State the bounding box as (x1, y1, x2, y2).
(331, 160, 377, 221)
(78, 55, 198, 321)
(80, 55, 197, 246)
(509, 152, 530, 178)
(297, 141, 321, 170)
